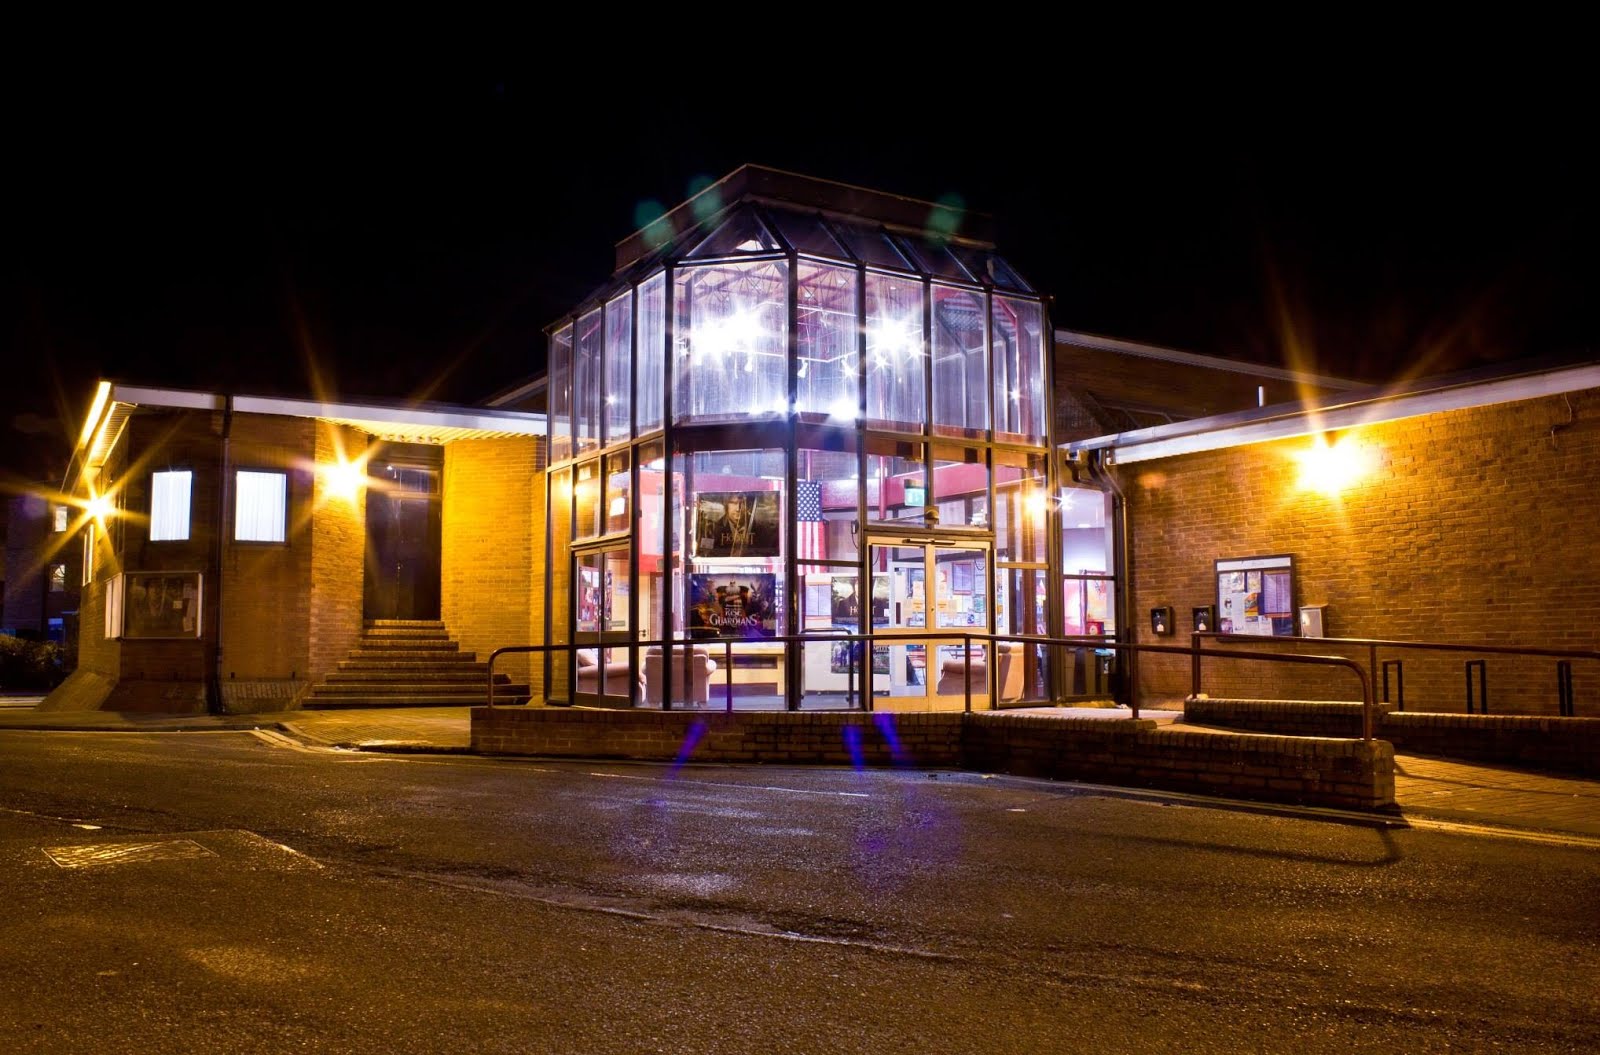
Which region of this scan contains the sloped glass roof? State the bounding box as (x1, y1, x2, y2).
(611, 199, 1036, 296)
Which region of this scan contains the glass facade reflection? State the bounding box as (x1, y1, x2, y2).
(543, 174, 1071, 711)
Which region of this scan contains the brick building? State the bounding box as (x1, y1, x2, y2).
(36, 166, 1599, 719)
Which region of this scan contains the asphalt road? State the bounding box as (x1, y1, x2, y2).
(1, 729, 1596, 1054)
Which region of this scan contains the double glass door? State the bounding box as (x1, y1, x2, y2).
(573, 544, 633, 706)
(866, 537, 992, 709)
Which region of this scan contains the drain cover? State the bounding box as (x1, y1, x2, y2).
(43, 839, 217, 870)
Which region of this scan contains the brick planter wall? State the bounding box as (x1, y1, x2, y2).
(1382, 712, 1600, 777)
(473, 707, 1395, 810)
(1187, 697, 1600, 777)
(1185, 697, 1370, 738)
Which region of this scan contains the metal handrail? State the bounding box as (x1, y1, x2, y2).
(1194, 632, 1597, 716)
(490, 632, 1376, 739)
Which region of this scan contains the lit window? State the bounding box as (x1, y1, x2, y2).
(150, 470, 193, 541)
(53, 505, 69, 532)
(49, 563, 67, 592)
(235, 470, 287, 542)
(82, 524, 95, 585)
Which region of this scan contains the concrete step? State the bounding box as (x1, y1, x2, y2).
(355, 636, 459, 650)
(338, 659, 492, 674)
(302, 693, 525, 709)
(365, 619, 446, 629)
(348, 648, 470, 662)
(308, 681, 512, 696)
(361, 628, 454, 640)
(323, 671, 508, 685)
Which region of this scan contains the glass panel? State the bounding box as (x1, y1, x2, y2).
(637, 273, 665, 434)
(604, 550, 630, 632)
(576, 552, 602, 634)
(993, 296, 1048, 443)
(674, 260, 789, 423)
(994, 453, 1048, 563)
(799, 562, 862, 710)
(865, 439, 924, 526)
(870, 543, 928, 701)
(830, 221, 912, 270)
(604, 292, 632, 444)
(933, 547, 985, 631)
(952, 247, 1032, 292)
(1061, 485, 1113, 572)
(681, 447, 786, 638)
(931, 285, 988, 435)
(767, 208, 847, 258)
(795, 262, 857, 421)
(637, 442, 666, 642)
(150, 469, 192, 541)
(865, 272, 925, 431)
(1063, 577, 1115, 636)
(687, 205, 782, 257)
(797, 448, 859, 563)
(573, 309, 602, 455)
(898, 239, 976, 283)
(995, 567, 1050, 702)
(549, 469, 572, 701)
(605, 452, 631, 534)
(549, 325, 573, 462)
(932, 446, 988, 529)
(933, 545, 987, 703)
(574, 461, 600, 539)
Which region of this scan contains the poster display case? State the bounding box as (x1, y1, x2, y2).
(1214, 555, 1295, 637)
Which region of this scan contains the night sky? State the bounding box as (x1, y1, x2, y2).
(6, 60, 1594, 483)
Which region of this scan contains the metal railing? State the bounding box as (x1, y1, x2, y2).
(487, 631, 1378, 739)
(1192, 632, 1597, 718)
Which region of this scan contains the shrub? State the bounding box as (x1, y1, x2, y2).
(0, 634, 68, 690)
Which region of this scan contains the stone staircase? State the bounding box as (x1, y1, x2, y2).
(302, 619, 529, 709)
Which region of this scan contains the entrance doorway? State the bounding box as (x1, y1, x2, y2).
(573, 544, 634, 707)
(866, 536, 993, 709)
(364, 457, 442, 621)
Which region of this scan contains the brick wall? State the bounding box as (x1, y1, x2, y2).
(1124, 390, 1600, 715)
(1186, 698, 1600, 777)
(218, 415, 314, 683)
(471, 708, 1395, 809)
(308, 422, 366, 683)
(442, 438, 541, 687)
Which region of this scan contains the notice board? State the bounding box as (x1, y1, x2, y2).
(1215, 555, 1295, 637)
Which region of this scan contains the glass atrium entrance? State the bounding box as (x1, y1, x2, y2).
(541, 167, 1089, 711)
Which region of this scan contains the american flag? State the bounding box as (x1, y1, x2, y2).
(795, 481, 826, 563)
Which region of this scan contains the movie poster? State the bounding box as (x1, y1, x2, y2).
(830, 574, 890, 626)
(688, 573, 778, 638)
(694, 491, 781, 558)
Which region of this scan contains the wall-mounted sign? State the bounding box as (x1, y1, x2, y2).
(1215, 555, 1295, 637)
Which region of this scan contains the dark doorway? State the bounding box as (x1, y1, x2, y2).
(364, 446, 443, 621)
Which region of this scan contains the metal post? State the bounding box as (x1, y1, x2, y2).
(1128, 643, 1140, 721)
(1190, 631, 1202, 699)
(1465, 659, 1487, 714)
(725, 639, 734, 713)
(1382, 660, 1405, 710)
(1557, 660, 1574, 717)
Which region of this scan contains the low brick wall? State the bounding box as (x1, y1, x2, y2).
(472, 707, 964, 767)
(473, 706, 1395, 810)
(1190, 697, 1600, 777)
(1185, 696, 1370, 738)
(963, 713, 1393, 811)
(1383, 712, 1600, 776)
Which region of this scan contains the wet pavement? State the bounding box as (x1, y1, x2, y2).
(2, 699, 1598, 841)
